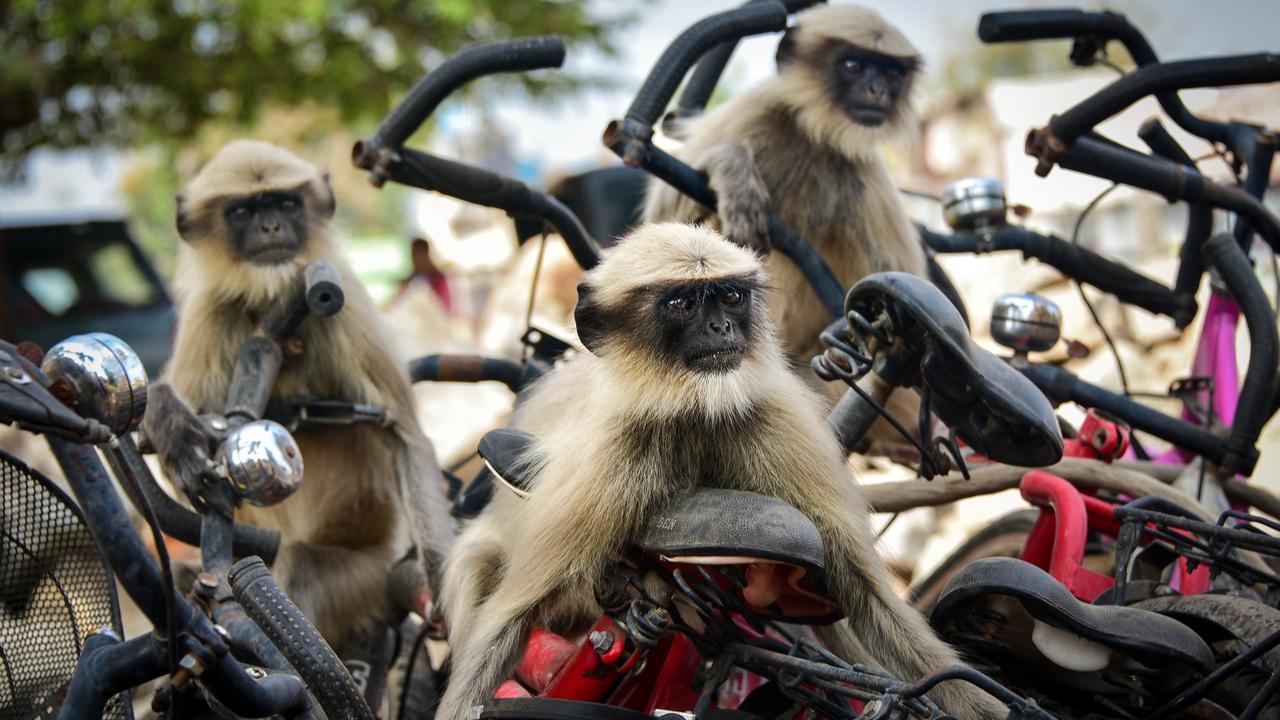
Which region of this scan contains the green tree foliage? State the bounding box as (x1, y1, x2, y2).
(1, 0, 626, 163)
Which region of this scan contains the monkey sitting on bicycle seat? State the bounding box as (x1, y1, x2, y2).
(437, 223, 1005, 720)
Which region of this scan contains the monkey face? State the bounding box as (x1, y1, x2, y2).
(222, 190, 309, 265)
(827, 45, 914, 127)
(656, 281, 755, 373)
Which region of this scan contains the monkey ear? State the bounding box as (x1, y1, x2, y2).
(313, 172, 337, 219)
(174, 193, 194, 242)
(573, 282, 606, 355)
(775, 26, 799, 69)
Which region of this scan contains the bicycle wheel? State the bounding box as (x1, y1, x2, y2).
(1135, 594, 1280, 719)
(909, 510, 1038, 612)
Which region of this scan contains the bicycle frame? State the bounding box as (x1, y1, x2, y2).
(1150, 291, 1242, 468)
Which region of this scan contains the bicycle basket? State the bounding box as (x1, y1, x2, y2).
(1, 448, 130, 720)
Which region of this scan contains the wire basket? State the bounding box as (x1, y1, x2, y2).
(1, 448, 130, 720)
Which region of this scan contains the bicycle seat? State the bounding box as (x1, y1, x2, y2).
(932, 557, 1213, 672)
(638, 488, 839, 622)
(845, 272, 1063, 467)
(478, 428, 539, 496)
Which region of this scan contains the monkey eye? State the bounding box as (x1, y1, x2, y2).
(885, 67, 903, 82)
(720, 288, 744, 306)
(841, 56, 863, 73)
(228, 205, 252, 222)
(666, 295, 696, 316)
(280, 198, 299, 213)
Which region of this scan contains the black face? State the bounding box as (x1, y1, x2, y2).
(223, 191, 308, 265)
(828, 45, 913, 127)
(657, 281, 754, 373)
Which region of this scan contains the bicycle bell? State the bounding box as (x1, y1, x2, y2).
(991, 294, 1062, 360)
(219, 420, 304, 507)
(942, 177, 1008, 232)
(41, 332, 147, 435)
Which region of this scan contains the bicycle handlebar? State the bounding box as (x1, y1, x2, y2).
(1203, 234, 1278, 475)
(669, 0, 823, 130)
(358, 146, 601, 269)
(407, 354, 545, 394)
(979, 8, 1231, 143)
(1049, 135, 1280, 255)
(920, 225, 1195, 327)
(364, 36, 565, 160)
(624, 2, 787, 134)
(231, 557, 377, 720)
(226, 261, 344, 422)
(1045, 53, 1280, 149)
(978, 10, 1157, 63)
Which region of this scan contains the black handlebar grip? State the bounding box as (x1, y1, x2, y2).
(979, 9, 1106, 43)
(1203, 235, 1277, 476)
(390, 147, 601, 269)
(675, 0, 824, 121)
(407, 354, 527, 392)
(1059, 136, 1280, 256)
(1020, 233, 1191, 324)
(230, 557, 377, 720)
(625, 2, 787, 131)
(368, 36, 565, 153)
(1051, 53, 1280, 144)
(224, 336, 283, 421)
(303, 262, 344, 317)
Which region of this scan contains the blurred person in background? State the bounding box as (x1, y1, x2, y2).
(399, 237, 454, 314)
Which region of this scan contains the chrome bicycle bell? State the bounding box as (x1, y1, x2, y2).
(41, 333, 147, 435)
(942, 177, 1008, 232)
(991, 294, 1062, 356)
(219, 420, 304, 507)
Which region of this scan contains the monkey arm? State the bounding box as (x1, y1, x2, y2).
(744, 415, 1007, 720)
(141, 382, 222, 503)
(437, 456, 669, 720)
(696, 142, 772, 256)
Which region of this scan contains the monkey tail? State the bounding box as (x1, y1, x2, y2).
(393, 422, 456, 597)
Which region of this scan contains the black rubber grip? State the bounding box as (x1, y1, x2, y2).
(979, 10, 1139, 51)
(1058, 136, 1280, 255)
(229, 557, 376, 720)
(369, 36, 565, 152)
(920, 225, 1192, 325)
(303, 262, 344, 317)
(675, 0, 823, 120)
(1204, 235, 1277, 476)
(1138, 119, 1211, 302)
(1050, 53, 1280, 144)
(388, 147, 601, 269)
(1020, 232, 1191, 323)
(407, 354, 528, 392)
(625, 3, 787, 130)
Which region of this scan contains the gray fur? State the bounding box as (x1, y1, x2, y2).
(151, 140, 454, 651)
(436, 225, 1002, 720)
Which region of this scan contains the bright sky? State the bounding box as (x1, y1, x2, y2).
(441, 0, 1280, 178)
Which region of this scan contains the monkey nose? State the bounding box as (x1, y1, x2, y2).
(708, 319, 732, 335)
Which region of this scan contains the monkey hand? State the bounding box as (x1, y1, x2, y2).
(141, 382, 223, 503)
(697, 142, 772, 256)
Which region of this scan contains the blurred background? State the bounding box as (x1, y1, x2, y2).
(3, 0, 1279, 580)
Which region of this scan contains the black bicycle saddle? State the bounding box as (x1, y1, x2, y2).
(932, 557, 1213, 672)
(478, 427, 538, 496)
(639, 488, 838, 622)
(845, 272, 1063, 467)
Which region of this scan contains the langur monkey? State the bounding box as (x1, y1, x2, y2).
(144, 140, 453, 649)
(437, 224, 1004, 720)
(645, 5, 926, 443)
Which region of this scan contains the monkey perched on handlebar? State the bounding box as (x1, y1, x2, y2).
(645, 5, 926, 441)
(143, 140, 453, 650)
(437, 224, 1004, 720)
